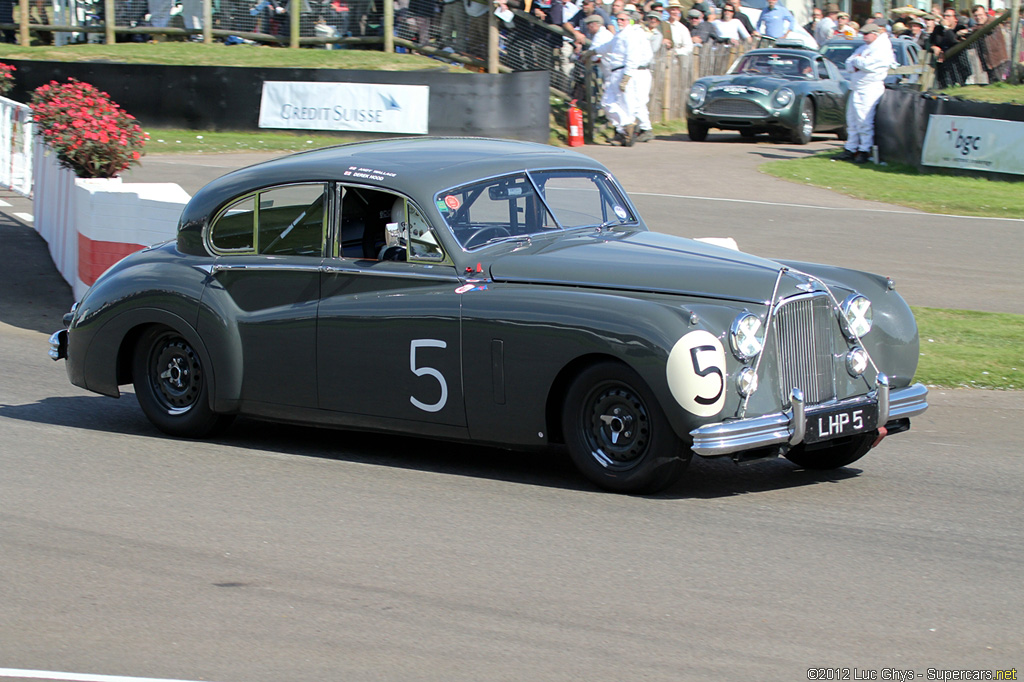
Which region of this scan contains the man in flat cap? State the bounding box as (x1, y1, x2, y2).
(835, 22, 894, 163)
(814, 3, 838, 43)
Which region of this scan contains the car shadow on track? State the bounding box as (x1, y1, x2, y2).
(1, 393, 861, 500)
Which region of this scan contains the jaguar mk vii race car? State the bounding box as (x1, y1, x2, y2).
(687, 45, 850, 144)
(50, 138, 927, 494)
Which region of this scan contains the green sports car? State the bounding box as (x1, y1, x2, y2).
(686, 45, 850, 144)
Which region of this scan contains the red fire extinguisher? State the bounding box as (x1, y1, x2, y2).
(567, 99, 584, 147)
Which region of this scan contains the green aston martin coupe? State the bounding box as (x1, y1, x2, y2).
(686, 45, 850, 144)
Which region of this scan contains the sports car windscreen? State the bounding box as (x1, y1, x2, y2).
(437, 171, 637, 250)
(730, 53, 814, 79)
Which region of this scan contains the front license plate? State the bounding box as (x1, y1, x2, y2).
(805, 401, 878, 444)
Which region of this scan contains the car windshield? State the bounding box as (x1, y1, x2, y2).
(730, 53, 815, 79)
(437, 170, 636, 250)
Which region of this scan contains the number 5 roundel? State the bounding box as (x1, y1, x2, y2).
(666, 330, 727, 417)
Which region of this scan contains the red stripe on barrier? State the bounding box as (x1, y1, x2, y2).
(78, 232, 145, 286)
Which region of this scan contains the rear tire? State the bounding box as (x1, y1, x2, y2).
(784, 434, 875, 470)
(687, 120, 709, 142)
(835, 126, 848, 141)
(132, 326, 233, 438)
(562, 361, 690, 494)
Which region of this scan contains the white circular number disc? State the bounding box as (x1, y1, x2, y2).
(666, 330, 727, 417)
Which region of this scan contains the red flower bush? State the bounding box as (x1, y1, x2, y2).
(31, 79, 147, 179)
(0, 63, 15, 97)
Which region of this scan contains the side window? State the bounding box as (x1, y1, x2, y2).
(817, 59, 830, 80)
(339, 186, 407, 259)
(209, 184, 326, 256)
(211, 195, 256, 252)
(257, 184, 326, 256)
(408, 203, 446, 262)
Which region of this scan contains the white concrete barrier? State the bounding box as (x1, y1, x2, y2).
(32, 140, 191, 299)
(0, 95, 33, 196)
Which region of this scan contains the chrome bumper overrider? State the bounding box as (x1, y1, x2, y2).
(689, 381, 929, 457)
(49, 329, 68, 360)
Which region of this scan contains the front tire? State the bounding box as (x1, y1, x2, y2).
(132, 326, 232, 437)
(687, 120, 709, 142)
(562, 361, 690, 494)
(784, 434, 875, 470)
(791, 99, 814, 145)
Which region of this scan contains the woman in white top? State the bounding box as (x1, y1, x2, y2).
(712, 6, 751, 44)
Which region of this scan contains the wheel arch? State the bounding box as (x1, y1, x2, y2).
(544, 352, 625, 445)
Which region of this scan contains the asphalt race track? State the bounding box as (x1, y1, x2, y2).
(1, 135, 1021, 682)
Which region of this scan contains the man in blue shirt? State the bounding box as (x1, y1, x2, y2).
(756, 0, 795, 39)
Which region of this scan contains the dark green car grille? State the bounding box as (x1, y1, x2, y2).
(773, 293, 837, 405)
(704, 99, 769, 119)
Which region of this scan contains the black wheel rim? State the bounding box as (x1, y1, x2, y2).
(580, 381, 652, 471)
(148, 334, 203, 415)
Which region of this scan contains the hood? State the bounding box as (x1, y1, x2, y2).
(488, 230, 814, 305)
(705, 74, 793, 94)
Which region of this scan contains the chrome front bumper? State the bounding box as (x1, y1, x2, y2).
(689, 381, 929, 457)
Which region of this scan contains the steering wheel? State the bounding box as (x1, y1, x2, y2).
(464, 226, 512, 249)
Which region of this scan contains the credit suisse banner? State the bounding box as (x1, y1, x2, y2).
(921, 114, 1024, 176)
(258, 82, 429, 134)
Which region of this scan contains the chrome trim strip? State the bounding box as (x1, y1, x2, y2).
(689, 383, 928, 457)
(321, 264, 461, 281)
(211, 263, 323, 273)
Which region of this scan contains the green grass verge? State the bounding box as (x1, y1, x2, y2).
(761, 151, 1024, 219)
(144, 128, 362, 154)
(913, 307, 1023, 390)
(937, 82, 1024, 105)
(0, 42, 457, 71)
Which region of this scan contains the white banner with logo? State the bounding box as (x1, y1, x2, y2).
(921, 114, 1024, 176)
(258, 82, 429, 134)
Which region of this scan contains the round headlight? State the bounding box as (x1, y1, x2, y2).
(736, 367, 759, 397)
(730, 312, 765, 361)
(689, 82, 707, 108)
(772, 87, 794, 108)
(840, 294, 873, 340)
(846, 347, 869, 377)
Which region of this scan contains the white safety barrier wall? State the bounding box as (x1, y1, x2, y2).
(0, 95, 34, 196)
(32, 140, 192, 299)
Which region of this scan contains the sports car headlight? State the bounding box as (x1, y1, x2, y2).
(730, 312, 765, 361)
(840, 294, 873, 340)
(689, 83, 707, 108)
(772, 87, 794, 108)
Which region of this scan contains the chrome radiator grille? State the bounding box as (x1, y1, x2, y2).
(772, 293, 836, 405)
(704, 99, 769, 118)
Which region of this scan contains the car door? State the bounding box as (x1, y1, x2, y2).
(316, 186, 467, 427)
(812, 56, 843, 127)
(201, 182, 327, 409)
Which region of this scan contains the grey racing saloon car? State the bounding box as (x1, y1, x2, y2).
(50, 137, 927, 494)
(686, 45, 850, 143)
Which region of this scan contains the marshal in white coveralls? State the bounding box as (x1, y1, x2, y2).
(593, 21, 654, 136)
(843, 27, 895, 154)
